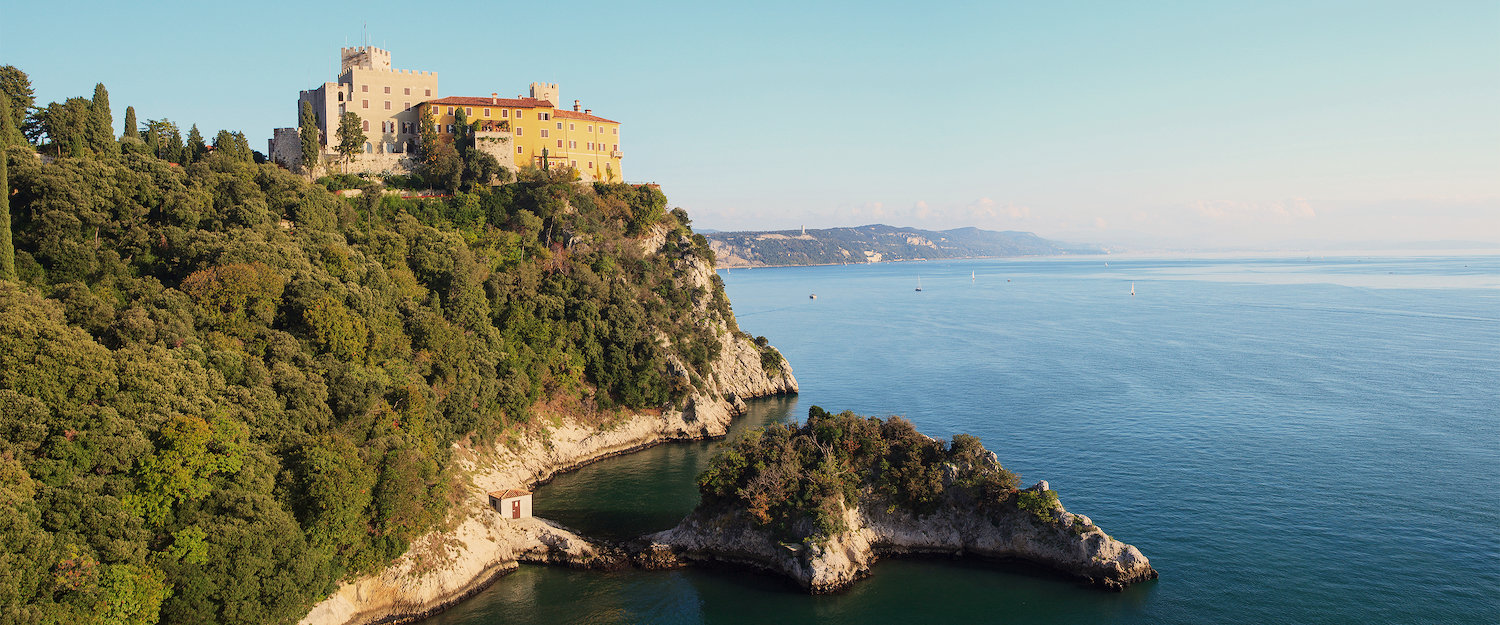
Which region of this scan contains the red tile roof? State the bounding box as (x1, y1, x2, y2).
(554, 109, 619, 124)
(426, 96, 553, 108)
(490, 489, 531, 499)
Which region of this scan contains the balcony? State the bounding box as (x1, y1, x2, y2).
(610, 150, 623, 159)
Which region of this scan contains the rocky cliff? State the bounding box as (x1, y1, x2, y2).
(640, 480, 1155, 592)
(299, 232, 797, 625)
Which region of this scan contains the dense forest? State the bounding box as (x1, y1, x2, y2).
(696, 407, 1029, 544)
(0, 68, 759, 624)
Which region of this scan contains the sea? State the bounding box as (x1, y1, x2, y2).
(428, 253, 1500, 625)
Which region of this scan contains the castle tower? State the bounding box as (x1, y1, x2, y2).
(341, 46, 393, 72)
(529, 82, 559, 105)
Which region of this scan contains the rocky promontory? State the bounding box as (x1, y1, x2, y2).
(299, 231, 797, 625)
(637, 407, 1156, 592)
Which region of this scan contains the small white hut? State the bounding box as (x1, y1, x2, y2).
(488, 488, 532, 520)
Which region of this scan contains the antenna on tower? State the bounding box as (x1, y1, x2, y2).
(363, 22, 368, 47)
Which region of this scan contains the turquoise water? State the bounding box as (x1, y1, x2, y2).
(431, 255, 1500, 624)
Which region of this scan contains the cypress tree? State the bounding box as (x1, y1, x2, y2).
(298, 101, 319, 174)
(0, 94, 23, 148)
(187, 124, 207, 162)
(1, 148, 14, 281)
(123, 105, 138, 140)
(90, 83, 117, 155)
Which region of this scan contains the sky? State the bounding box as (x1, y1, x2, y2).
(3, 0, 1497, 250)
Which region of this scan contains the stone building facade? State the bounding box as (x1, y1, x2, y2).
(271, 47, 623, 181)
(270, 46, 437, 173)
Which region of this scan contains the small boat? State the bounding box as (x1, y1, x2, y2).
(809, 293, 817, 300)
(1130, 281, 1135, 296)
(915, 276, 923, 292)
(971, 271, 975, 282)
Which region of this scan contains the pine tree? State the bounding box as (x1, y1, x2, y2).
(123, 105, 138, 140)
(298, 101, 320, 175)
(90, 83, 117, 155)
(187, 124, 207, 162)
(1, 147, 14, 281)
(0, 66, 31, 133)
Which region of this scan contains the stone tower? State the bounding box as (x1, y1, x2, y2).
(341, 46, 392, 72)
(529, 82, 559, 105)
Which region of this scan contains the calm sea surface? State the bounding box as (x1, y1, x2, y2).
(430, 254, 1500, 624)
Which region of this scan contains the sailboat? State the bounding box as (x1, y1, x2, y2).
(1130, 281, 1135, 296)
(971, 271, 975, 282)
(915, 276, 923, 292)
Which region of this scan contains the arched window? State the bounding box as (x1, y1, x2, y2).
(362, 120, 369, 131)
(364, 142, 372, 153)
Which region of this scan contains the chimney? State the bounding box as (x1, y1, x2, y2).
(491, 92, 498, 104)
(584, 109, 591, 115)
(573, 99, 581, 112)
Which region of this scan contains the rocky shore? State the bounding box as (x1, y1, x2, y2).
(298, 245, 798, 625)
(637, 480, 1156, 592)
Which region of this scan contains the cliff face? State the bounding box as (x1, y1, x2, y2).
(642, 481, 1155, 592)
(299, 237, 796, 625)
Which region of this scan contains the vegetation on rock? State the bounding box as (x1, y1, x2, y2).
(696, 407, 1023, 543)
(0, 69, 754, 625)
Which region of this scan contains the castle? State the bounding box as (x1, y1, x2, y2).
(269, 46, 622, 182)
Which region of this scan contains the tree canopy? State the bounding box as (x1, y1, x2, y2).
(1, 74, 733, 625)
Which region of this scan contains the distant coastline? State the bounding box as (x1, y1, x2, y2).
(706, 224, 1105, 268)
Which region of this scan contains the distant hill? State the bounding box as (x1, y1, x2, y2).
(705, 224, 1104, 267)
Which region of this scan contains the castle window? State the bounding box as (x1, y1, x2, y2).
(572, 160, 577, 167)
(362, 99, 368, 108)
(540, 129, 548, 138)
(613, 144, 618, 151)
(484, 108, 490, 117)
(502, 109, 509, 118)
(587, 142, 592, 150)
(465, 108, 472, 116)
(362, 120, 369, 131)
(337, 93, 344, 102)
(569, 141, 576, 148)
(517, 146, 523, 154)
(557, 140, 563, 148)
(515, 127, 522, 136)
(613, 128, 618, 134)
(514, 110, 521, 117)
(384, 86, 390, 94)
(556, 122, 562, 130)
(361, 85, 368, 92)
(425, 89, 431, 96)
(384, 101, 391, 110)
(364, 142, 371, 152)
(404, 87, 410, 95)
(404, 101, 409, 109)
(446, 124, 453, 133)
(446, 107, 453, 115)
(588, 161, 593, 169)
(587, 125, 593, 132)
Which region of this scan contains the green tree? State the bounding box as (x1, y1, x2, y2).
(0, 66, 31, 137)
(90, 83, 117, 155)
(0, 95, 23, 149)
(122, 105, 138, 140)
(143, 119, 181, 162)
(298, 101, 319, 175)
(185, 124, 206, 162)
(417, 107, 439, 163)
(334, 112, 365, 170)
(0, 148, 12, 281)
(212, 129, 252, 163)
(37, 97, 94, 157)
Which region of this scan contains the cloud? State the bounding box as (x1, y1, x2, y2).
(1093, 217, 1109, 229)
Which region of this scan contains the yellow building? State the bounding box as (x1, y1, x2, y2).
(419, 82, 623, 182)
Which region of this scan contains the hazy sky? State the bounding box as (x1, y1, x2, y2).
(4, 1, 1497, 249)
